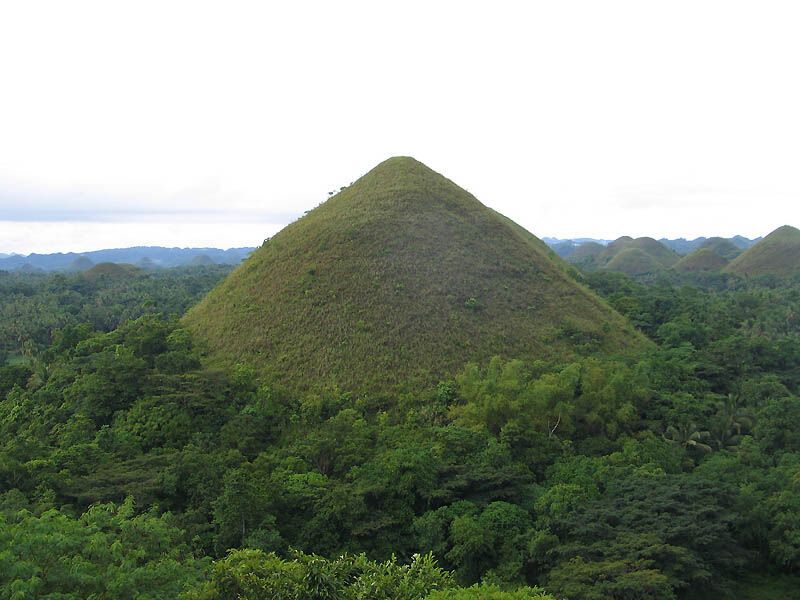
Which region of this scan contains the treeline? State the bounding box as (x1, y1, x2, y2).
(0, 265, 232, 363)
(1, 270, 800, 598)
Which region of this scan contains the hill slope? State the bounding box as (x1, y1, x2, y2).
(184, 157, 648, 392)
(726, 225, 800, 277)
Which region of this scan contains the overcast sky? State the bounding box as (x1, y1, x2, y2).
(1, 1, 799, 254)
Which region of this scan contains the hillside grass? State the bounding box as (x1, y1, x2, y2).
(184, 157, 649, 393)
(726, 225, 800, 277)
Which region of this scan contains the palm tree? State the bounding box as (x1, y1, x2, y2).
(663, 422, 713, 455)
(710, 393, 754, 451)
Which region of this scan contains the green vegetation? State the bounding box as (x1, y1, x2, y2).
(2, 259, 800, 597)
(0, 264, 233, 364)
(726, 225, 800, 277)
(2, 163, 799, 597)
(184, 157, 647, 392)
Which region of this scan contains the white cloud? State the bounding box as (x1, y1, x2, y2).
(1, 0, 799, 252)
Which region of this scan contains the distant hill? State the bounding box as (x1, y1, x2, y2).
(0, 246, 254, 272)
(548, 236, 758, 259)
(550, 240, 578, 259)
(605, 247, 667, 276)
(190, 254, 216, 266)
(545, 238, 612, 259)
(17, 263, 43, 274)
(673, 248, 730, 273)
(726, 225, 800, 277)
(731, 235, 759, 250)
(567, 242, 606, 265)
(83, 262, 142, 281)
(660, 236, 758, 255)
(603, 237, 679, 266)
(673, 238, 742, 273)
(580, 237, 680, 275)
(67, 256, 94, 272)
(659, 237, 708, 255)
(185, 156, 648, 393)
(699, 237, 742, 260)
(136, 257, 159, 270)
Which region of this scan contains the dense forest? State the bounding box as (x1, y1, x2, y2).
(1, 264, 800, 598)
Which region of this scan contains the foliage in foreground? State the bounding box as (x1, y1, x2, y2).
(0, 497, 207, 599)
(186, 549, 553, 600)
(2, 268, 800, 598)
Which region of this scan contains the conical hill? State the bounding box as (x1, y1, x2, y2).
(699, 237, 742, 261)
(605, 247, 666, 276)
(673, 248, 729, 273)
(184, 157, 648, 392)
(599, 237, 679, 270)
(726, 225, 800, 277)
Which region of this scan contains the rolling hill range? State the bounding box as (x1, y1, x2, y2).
(567, 236, 679, 275)
(184, 157, 649, 392)
(0, 246, 254, 272)
(673, 237, 742, 273)
(726, 225, 800, 277)
(600, 237, 679, 268)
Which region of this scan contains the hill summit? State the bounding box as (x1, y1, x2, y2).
(726, 225, 800, 277)
(184, 157, 647, 391)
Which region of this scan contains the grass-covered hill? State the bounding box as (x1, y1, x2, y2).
(83, 262, 141, 281)
(604, 247, 666, 276)
(572, 236, 679, 275)
(726, 225, 800, 277)
(68, 256, 94, 272)
(184, 157, 648, 392)
(673, 237, 742, 273)
(190, 254, 216, 266)
(673, 248, 730, 273)
(566, 241, 605, 264)
(699, 237, 743, 260)
(599, 237, 679, 269)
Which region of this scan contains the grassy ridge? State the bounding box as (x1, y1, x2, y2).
(184, 157, 648, 392)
